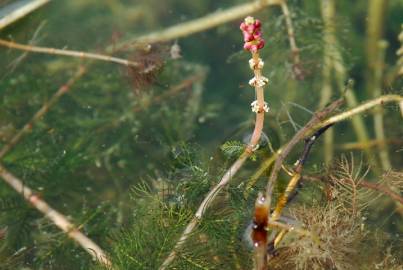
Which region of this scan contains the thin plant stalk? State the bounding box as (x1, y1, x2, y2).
(319, 1, 378, 170)
(397, 26, 403, 77)
(366, 0, 389, 77)
(334, 43, 378, 171)
(248, 52, 267, 151)
(0, 0, 49, 30)
(373, 41, 392, 170)
(269, 125, 333, 250)
(265, 98, 344, 219)
(0, 39, 139, 67)
(112, 0, 282, 51)
(319, 95, 403, 129)
(0, 164, 112, 267)
(338, 139, 403, 151)
(366, 0, 390, 171)
(320, 0, 335, 165)
(280, 1, 303, 80)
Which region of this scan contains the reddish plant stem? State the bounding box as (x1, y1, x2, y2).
(252, 193, 269, 270)
(248, 52, 266, 151)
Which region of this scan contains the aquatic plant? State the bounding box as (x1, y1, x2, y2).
(0, 1, 402, 270)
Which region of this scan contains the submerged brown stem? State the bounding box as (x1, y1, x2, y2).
(0, 0, 49, 30)
(0, 164, 112, 267)
(0, 39, 138, 67)
(247, 52, 267, 152)
(319, 95, 403, 128)
(113, 0, 282, 51)
(265, 98, 344, 209)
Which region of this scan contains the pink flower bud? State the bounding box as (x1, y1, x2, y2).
(244, 33, 254, 42)
(257, 40, 265, 49)
(240, 16, 265, 53)
(253, 31, 262, 39)
(244, 42, 253, 50)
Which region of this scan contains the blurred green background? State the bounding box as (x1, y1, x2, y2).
(0, 0, 402, 269)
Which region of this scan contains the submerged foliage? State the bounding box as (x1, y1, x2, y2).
(0, 0, 402, 269)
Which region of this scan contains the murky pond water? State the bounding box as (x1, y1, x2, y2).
(0, 0, 402, 269)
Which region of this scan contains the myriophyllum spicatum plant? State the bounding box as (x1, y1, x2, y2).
(240, 16, 270, 152)
(241, 16, 270, 270)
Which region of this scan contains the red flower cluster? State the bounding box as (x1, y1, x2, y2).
(240, 16, 265, 53)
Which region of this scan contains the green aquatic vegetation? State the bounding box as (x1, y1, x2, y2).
(0, 1, 402, 270)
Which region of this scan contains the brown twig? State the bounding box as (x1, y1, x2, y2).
(0, 66, 87, 160)
(265, 94, 402, 205)
(320, 0, 336, 165)
(318, 94, 403, 128)
(0, 39, 139, 67)
(113, 0, 282, 51)
(0, 0, 49, 30)
(0, 64, 113, 266)
(247, 52, 269, 152)
(265, 98, 344, 208)
(280, 0, 303, 80)
(267, 124, 333, 254)
(0, 164, 112, 267)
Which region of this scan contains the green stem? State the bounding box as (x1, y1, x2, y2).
(320, 0, 336, 165)
(366, 0, 391, 170)
(373, 41, 392, 170)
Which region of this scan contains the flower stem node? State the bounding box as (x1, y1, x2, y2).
(249, 76, 269, 88)
(249, 58, 264, 70)
(251, 100, 270, 113)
